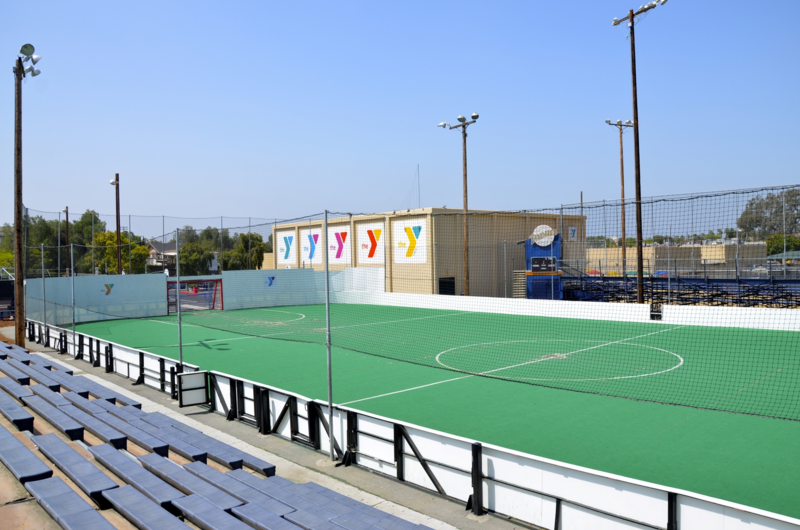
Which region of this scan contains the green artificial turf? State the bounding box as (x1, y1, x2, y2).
(74, 303, 800, 519)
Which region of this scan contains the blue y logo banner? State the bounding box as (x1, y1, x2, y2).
(283, 236, 294, 260)
(266, 276, 276, 287)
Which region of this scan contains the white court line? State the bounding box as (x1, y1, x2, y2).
(479, 326, 684, 376)
(156, 311, 469, 348)
(342, 375, 472, 405)
(345, 326, 685, 405)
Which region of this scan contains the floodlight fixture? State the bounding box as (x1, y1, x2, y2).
(457, 115, 466, 123)
(437, 121, 449, 128)
(30, 55, 41, 65)
(605, 119, 611, 124)
(471, 112, 479, 120)
(616, 120, 622, 125)
(109, 178, 117, 185)
(625, 120, 633, 125)
(19, 44, 34, 56)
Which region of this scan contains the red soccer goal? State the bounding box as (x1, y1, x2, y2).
(167, 278, 223, 314)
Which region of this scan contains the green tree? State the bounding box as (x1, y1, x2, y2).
(737, 189, 800, 240)
(0, 223, 13, 252)
(77, 231, 148, 274)
(221, 233, 267, 270)
(766, 234, 800, 256)
(178, 241, 215, 276)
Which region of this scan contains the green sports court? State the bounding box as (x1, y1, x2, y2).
(73, 302, 800, 520)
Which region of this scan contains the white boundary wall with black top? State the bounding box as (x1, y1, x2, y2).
(26, 303, 800, 530)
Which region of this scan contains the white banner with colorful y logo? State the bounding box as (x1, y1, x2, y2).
(357, 222, 385, 264)
(300, 228, 323, 265)
(277, 230, 297, 265)
(327, 226, 351, 265)
(393, 218, 426, 264)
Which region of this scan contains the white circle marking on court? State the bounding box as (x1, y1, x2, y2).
(256, 309, 306, 323)
(435, 339, 684, 382)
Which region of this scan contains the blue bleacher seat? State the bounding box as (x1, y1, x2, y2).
(59, 404, 127, 450)
(0, 389, 34, 431)
(28, 354, 52, 368)
(226, 470, 338, 519)
(122, 404, 148, 418)
(58, 508, 117, 530)
(34, 433, 119, 507)
(171, 494, 253, 530)
(62, 391, 106, 414)
(21, 395, 84, 441)
(128, 419, 207, 463)
(29, 384, 71, 407)
(138, 453, 243, 512)
(0, 376, 33, 402)
(88, 443, 185, 511)
(26, 477, 102, 524)
(232, 503, 303, 530)
(0, 360, 31, 385)
(8, 359, 59, 391)
(167, 421, 274, 475)
(102, 485, 192, 530)
(284, 509, 344, 530)
(70, 378, 118, 403)
(329, 514, 376, 530)
(92, 398, 141, 422)
(92, 412, 169, 456)
(44, 373, 90, 397)
(304, 483, 401, 524)
(0, 424, 53, 483)
(183, 460, 295, 516)
(161, 426, 243, 469)
(141, 411, 177, 429)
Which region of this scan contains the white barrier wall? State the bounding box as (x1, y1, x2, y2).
(663, 305, 800, 331)
(222, 267, 385, 311)
(26, 274, 167, 324)
(332, 291, 653, 323)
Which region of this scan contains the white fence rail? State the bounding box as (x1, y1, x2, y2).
(25, 318, 800, 530)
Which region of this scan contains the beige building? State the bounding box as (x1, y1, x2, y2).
(270, 209, 586, 297)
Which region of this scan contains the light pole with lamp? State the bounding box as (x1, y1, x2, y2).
(12, 43, 42, 348)
(438, 112, 479, 296)
(110, 174, 122, 274)
(62, 207, 70, 275)
(605, 119, 633, 277)
(612, 0, 668, 304)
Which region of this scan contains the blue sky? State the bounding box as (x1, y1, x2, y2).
(2, 1, 798, 234)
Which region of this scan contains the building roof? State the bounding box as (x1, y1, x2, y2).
(149, 241, 182, 254)
(767, 251, 800, 260)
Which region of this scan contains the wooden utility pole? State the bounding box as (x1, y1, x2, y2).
(606, 120, 633, 277)
(13, 57, 25, 347)
(446, 116, 478, 295)
(613, 1, 667, 303)
(629, 9, 645, 304)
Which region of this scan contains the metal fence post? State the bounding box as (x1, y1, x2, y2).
(470, 442, 483, 515)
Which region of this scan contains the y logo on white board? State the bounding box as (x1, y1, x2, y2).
(568, 226, 578, 242)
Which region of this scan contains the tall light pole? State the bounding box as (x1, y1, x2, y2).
(605, 119, 633, 276)
(110, 174, 121, 274)
(12, 44, 42, 348)
(612, 0, 668, 304)
(438, 112, 479, 296)
(62, 207, 70, 275)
